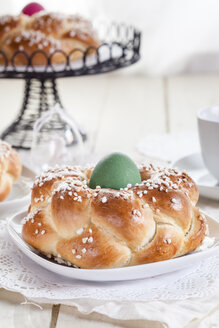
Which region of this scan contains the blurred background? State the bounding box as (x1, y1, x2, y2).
(1, 0, 219, 165)
(0, 0, 219, 75)
(2, 0, 219, 75)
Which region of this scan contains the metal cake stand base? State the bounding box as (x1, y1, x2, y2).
(1, 78, 86, 149)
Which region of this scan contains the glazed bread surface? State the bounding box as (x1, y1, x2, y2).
(0, 140, 22, 201)
(22, 163, 206, 269)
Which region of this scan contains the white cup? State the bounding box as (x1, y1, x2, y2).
(198, 106, 219, 181)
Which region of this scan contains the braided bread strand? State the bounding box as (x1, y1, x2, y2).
(0, 12, 100, 65)
(22, 164, 206, 269)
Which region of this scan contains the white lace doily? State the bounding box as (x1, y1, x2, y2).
(0, 219, 219, 302)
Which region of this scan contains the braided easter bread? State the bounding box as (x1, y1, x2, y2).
(0, 140, 22, 201)
(22, 163, 206, 269)
(0, 12, 100, 65)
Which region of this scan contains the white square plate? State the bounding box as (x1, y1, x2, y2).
(7, 210, 219, 282)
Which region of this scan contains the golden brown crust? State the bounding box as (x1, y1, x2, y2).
(57, 224, 131, 269)
(28, 13, 65, 37)
(131, 224, 184, 265)
(0, 140, 22, 201)
(22, 163, 206, 269)
(51, 180, 91, 238)
(180, 208, 206, 255)
(22, 208, 59, 254)
(91, 189, 155, 250)
(0, 12, 100, 65)
(0, 15, 25, 44)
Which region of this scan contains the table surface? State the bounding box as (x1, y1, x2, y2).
(1, 72, 219, 328)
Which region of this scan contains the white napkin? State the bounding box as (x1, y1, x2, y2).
(27, 295, 219, 328)
(137, 132, 200, 163)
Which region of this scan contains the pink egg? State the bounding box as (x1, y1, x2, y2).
(22, 2, 44, 16)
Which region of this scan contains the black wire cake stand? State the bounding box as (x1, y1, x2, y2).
(0, 22, 141, 149)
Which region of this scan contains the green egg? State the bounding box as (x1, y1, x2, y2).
(89, 152, 141, 190)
